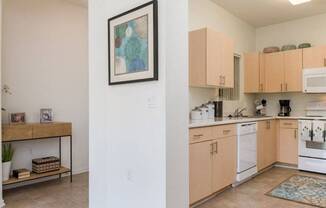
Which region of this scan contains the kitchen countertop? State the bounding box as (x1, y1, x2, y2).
(189, 116, 325, 128)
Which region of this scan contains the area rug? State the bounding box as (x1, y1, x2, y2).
(267, 175, 326, 208)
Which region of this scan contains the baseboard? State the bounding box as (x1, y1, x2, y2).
(274, 163, 298, 170)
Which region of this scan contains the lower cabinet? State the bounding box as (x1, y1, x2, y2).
(257, 120, 277, 171)
(189, 140, 213, 204)
(278, 120, 298, 165)
(189, 126, 237, 204)
(212, 136, 237, 192)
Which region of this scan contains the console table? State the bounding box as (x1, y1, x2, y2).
(2, 122, 72, 186)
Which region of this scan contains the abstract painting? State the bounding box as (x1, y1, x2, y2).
(108, 0, 158, 85)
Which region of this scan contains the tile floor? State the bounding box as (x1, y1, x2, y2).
(3, 168, 326, 208)
(3, 173, 88, 208)
(197, 167, 326, 208)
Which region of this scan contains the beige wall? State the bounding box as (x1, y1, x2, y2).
(255, 13, 326, 116)
(1, 0, 88, 177)
(189, 0, 256, 116)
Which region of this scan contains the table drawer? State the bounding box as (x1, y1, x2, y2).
(2, 124, 33, 141)
(212, 124, 237, 139)
(189, 127, 212, 144)
(280, 120, 298, 129)
(33, 123, 72, 138)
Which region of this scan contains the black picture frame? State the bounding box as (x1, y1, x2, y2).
(108, 0, 158, 85)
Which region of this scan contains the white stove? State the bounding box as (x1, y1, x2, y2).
(298, 101, 326, 174)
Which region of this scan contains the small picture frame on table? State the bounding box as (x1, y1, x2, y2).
(10, 113, 26, 125)
(40, 109, 53, 123)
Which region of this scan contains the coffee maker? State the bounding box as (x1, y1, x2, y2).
(278, 100, 292, 116)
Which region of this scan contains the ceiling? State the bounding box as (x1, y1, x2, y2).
(212, 0, 326, 27)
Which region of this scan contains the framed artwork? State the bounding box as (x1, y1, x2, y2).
(40, 108, 53, 123)
(10, 113, 26, 124)
(108, 0, 158, 85)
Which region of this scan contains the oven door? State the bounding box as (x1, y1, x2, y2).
(299, 140, 326, 159)
(303, 68, 326, 93)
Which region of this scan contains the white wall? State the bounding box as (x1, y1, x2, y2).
(1, 0, 88, 176)
(189, 0, 256, 116)
(0, 0, 4, 205)
(89, 0, 188, 207)
(256, 13, 326, 116)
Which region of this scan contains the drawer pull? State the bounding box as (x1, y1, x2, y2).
(283, 123, 293, 125)
(223, 130, 231, 134)
(193, 134, 203, 138)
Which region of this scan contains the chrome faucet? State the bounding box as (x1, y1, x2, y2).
(233, 107, 247, 117)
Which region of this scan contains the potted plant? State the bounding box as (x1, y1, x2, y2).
(2, 144, 14, 181)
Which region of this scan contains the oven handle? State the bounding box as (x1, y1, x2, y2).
(309, 130, 314, 141)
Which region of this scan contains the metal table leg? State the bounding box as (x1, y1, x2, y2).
(70, 135, 73, 183)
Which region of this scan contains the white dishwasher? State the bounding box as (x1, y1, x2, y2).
(236, 122, 257, 183)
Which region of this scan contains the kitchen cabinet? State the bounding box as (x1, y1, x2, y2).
(189, 28, 234, 88)
(278, 120, 298, 165)
(189, 124, 237, 204)
(244, 52, 264, 93)
(212, 136, 237, 192)
(257, 120, 276, 171)
(264, 52, 284, 93)
(244, 49, 302, 93)
(189, 140, 213, 204)
(303, 45, 326, 68)
(284, 49, 303, 92)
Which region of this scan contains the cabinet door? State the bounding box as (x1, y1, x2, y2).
(189, 29, 207, 87)
(206, 29, 223, 87)
(244, 53, 260, 93)
(264, 52, 284, 92)
(189, 141, 213, 204)
(284, 49, 303, 92)
(264, 120, 277, 167)
(212, 136, 237, 192)
(279, 128, 298, 165)
(303, 46, 326, 68)
(257, 120, 276, 171)
(221, 34, 234, 88)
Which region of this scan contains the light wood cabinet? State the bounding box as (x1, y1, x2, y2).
(244, 52, 261, 93)
(244, 49, 302, 93)
(303, 45, 326, 68)
(189, 125, 237, 204)
(212, 136, 237, 192)
(189, 141, 213, 204)
(189, 28, 234, 88)
(278, 120, 298, 165)
(264, 52, 284, 93)
(284, 49, 303, 92)
(257, 120, 276, 171)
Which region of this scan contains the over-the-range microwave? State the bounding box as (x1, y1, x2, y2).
(303, 68, 326, 93)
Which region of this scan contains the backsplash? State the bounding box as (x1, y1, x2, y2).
(255, 93, 326, 116)
(189, 87, 256, 117)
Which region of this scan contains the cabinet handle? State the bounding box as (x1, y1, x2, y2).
(223, 130, 231, 134)
(281, 83, 283, 92)
(210, 143, 214, 155)
(193, 134, 203, 138)
(324, 58, 326, 67)
(283, 123, 292, 126)
(285, 83, 288, 91)
(294, 129, 297, 139)
(215, 142, 218, 154)
(266, 121, 270, 129)
(223, 76, 226, 85)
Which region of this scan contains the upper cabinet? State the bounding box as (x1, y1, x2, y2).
(189, 28, 235, 88)
(303, 45, 326, 68)
(244, 52, 263, 93)
(244, 49, 303, 93)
